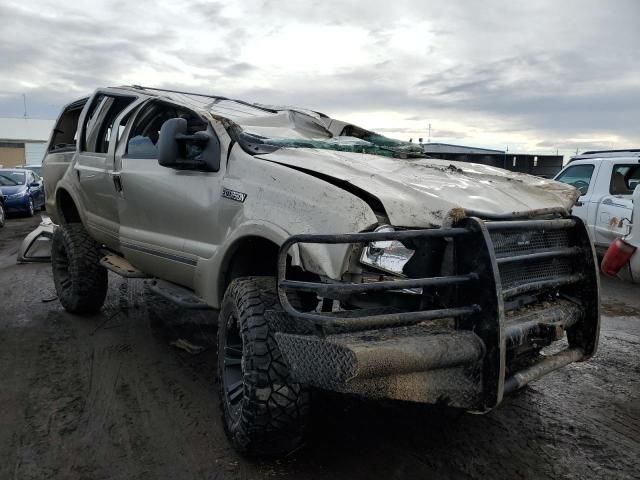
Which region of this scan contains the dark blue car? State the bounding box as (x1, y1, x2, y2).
(0, 169, 45, 217)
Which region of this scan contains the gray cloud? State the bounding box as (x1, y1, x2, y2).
(1, 0, 638, 154)
(412, 52, 640, 139)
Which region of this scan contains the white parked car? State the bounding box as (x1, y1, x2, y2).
(554, 150, 640, 282)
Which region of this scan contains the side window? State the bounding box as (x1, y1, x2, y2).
(49, 100, 87, 153)
(125, 102, 198, 159)
(555, 164, 595, 196)
(82, 94, 136, 154)
(610, 164, 640, 195)
(629, 166, 640, 191)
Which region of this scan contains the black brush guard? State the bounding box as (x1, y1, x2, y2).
(274, 216, 600, 411)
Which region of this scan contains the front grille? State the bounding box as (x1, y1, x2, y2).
(491, 229, 569, 258)
(489, 225, 576, 293)
(499, 257, 572, 289)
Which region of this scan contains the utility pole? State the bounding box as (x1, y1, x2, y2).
(427, 123, 431, 143)
(23, 93, 28, 119)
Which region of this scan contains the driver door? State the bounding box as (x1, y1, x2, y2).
(113, 100, 225, 289)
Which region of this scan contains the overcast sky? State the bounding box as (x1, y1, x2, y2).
(1, 0, 638, 154)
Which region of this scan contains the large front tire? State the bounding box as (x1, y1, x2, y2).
(51, 223, 108, 314)
(217, 277, 310, 456)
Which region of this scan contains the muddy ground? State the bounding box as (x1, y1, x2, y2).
(1, 215, 639, 480)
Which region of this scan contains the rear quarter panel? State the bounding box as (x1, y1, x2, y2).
(42, 150, 75, 223)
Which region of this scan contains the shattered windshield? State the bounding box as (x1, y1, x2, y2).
(235, 129, 426, 158)
(206, 101, 426, 159)
(160, 92, 425, 159)
(241, 132, 425, 158)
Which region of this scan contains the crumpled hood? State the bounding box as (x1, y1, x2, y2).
(0, 185, 27, 196)
(257, 148, 579, 227)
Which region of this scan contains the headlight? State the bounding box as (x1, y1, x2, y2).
(359, 225, 415, 276)
(7, 191, 27, 200)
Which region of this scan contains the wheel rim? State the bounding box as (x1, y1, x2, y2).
(222, 313, 244, 422)
(53, 238, 72, 295)
(28, 198, 34, 215)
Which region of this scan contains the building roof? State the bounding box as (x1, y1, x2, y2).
(421, 142, 505, 155)
(0, 117, 55, 143)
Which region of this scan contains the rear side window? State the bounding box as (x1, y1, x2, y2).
(82, 94, 136, 154)
(555, 164, 595, 195)
(49, 99, 87, 153)
(610, 164, 640, 195)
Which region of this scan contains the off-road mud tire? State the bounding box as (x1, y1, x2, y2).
(51, 223, 108, 314)
(217, 276, 310, 457)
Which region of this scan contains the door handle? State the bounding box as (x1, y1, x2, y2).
(575, 201, 583, 206)
(111, 172, 123, 192)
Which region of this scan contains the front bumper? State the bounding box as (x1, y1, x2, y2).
(272, 215, 600, 411)
(3, 194, 30, 212)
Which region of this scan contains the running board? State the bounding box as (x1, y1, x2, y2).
(100, 253, 149, 278)
(145, 279, 214, 310)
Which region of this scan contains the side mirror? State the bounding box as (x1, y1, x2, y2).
(158, 118, 221, 172)
(29, 181, 39, 187)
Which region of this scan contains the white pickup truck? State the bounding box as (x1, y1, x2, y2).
(554, 150, 640, 282)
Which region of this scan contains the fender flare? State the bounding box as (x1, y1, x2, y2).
(195, 220, 302, 306)
(53, 182, 87, 227)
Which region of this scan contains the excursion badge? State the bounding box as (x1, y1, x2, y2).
(222, 188, 247, 203)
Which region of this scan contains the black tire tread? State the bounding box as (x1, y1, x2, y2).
(51, 223, 108, 314)
(218, 276, 310, 456)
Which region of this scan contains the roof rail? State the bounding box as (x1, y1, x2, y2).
(567, 149, 640, 163)
(131, 85, 230, 100)
(581, 149, 640, 155)
(128, 85, 279, 114)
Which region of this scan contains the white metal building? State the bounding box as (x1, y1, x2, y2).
(0, 117, 55, 168)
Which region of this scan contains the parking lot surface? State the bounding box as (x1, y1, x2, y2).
(1, 215, 639, 480)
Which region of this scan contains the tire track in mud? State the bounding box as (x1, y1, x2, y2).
(10, 312, 87, 479)
(51, 278, 231, 479)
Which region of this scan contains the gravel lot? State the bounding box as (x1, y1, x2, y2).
(1, 215, 639, 480)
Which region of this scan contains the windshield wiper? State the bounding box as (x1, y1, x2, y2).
(0, 175, 19, 186)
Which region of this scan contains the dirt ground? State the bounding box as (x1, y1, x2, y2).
(1, 215, 639, 480)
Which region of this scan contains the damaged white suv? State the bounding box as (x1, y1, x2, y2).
(42, 86, 600, 456)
